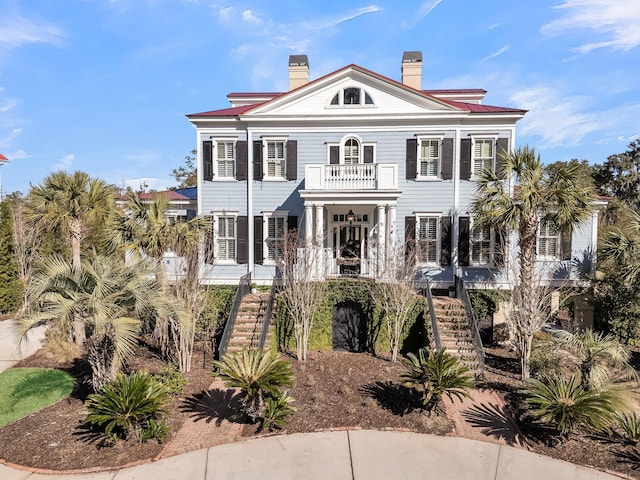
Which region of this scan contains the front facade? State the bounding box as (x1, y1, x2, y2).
(188, 52, 599, 288)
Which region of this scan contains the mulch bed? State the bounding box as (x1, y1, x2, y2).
(0, 344, 639, 478)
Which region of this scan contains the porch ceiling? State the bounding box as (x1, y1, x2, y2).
(299, 189, 402, 205)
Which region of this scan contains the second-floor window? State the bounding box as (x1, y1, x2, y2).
(266, 141, 285, 178)
(216, 141, 235, 178)
(419, 139, 440, 177)
(417, 216, 439, 264)
(344, 138, 360, 164)
(473, 139, 494, 176)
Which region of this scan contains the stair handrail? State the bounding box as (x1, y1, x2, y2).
(258, 273, 281, 351)
(423, 277, 442, 350)
(219, 272, 251, 358)
(455, 275, 485, 376)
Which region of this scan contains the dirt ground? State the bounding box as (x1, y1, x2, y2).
(0, 345, 639, 478)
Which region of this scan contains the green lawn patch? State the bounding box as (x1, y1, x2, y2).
(0, 368, 74, 427)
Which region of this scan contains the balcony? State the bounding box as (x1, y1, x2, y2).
(304, 163, 398, 191)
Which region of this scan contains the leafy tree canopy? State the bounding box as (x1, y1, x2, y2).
(593, 140, 640, 210)
(170, 149, 197, 188)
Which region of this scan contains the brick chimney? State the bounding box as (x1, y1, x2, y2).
(401, 51, 422, 90)
(288, 55, 309, 90)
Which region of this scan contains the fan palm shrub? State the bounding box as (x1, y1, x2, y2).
(83, 371, 170, 444)
(214, 349, 294, 424)
(616, 411, 640, 444)
(551, 329, 638, 390)
(522, 374, 630, 438)
(401, 348, 474, 413)
(262, 391, 296, 432)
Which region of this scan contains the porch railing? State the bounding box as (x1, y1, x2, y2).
(258, 274, 281, 351)
(304, 163, 398, 190)
(421, 277, 442, 350)
(218, 272, 251, 358)
(455, 275, 485, 376)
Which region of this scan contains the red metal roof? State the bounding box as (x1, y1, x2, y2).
(423, 89, 487, 94)
(138, 190, 190, 201)
(0, 154, 7, 162)
(188, 64, 524, 117)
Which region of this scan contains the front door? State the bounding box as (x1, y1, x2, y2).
(339, 225, 361, 275)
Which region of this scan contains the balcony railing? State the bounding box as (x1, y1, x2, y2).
(304, 163, 398, 191)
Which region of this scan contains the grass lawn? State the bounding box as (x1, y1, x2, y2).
(0, 368, 74, 427)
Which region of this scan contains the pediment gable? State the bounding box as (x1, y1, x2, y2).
(245, 66, 463, 117)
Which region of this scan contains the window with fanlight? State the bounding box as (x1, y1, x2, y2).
(329, 87, 375, 106)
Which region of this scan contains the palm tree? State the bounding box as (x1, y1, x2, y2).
(25, 171, 113, 270)
(108, 192, 210, 371)
(16, 253, 177, 390)
(24, 171, 113, 344)
(552, 329, 638, 390)
(472, 147, 595, 380)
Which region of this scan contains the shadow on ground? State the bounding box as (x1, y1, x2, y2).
(461, 402, 525, 447)
(180, 388, 246, 426)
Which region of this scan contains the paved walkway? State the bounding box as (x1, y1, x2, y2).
(0, 430, 624, 479)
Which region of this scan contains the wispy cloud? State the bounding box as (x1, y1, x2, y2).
(0, 14, 65, 50)
(0, 128, 22, 148)
(417, 0, 443, 20)
(122, 177, 172, 192)
(510, 86, 600, 148)
(482, 45, 509, 61)
(54, 154, 74, 171)
(0, 98, 18, 113)
(542, 0, 640, 53)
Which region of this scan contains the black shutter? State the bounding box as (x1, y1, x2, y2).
(458, 216, 470, 266)
(203, 140, 213, 181)
(441, 138, 453, 180)
(287, 215, 298, 233)
(364, 145, 374, 164)
(236, 141, 247, 181)
(254, 216, 263, 265)
(405, 216, 416, 264)
(237, 216, 248, 264)
(329, 145, 339, 164)
(561, 229, 573, 261)
(440, 216, 451, 266)
(253, 141, 263, 180)
(286, 140, 297, 180)
(406, 138, 417, 179)
(494, 229, 505, 268)
(496, 138, 509, 176)
(460, 138, 471, 180)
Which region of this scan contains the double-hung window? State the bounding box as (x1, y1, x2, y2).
(216, 141, 235, 178)
(538, 221, 560, 259)
(266, 216, 286, 263)
(473, 139, 494, 176)
(216, 216, 236, 262)
(344, 138, 360, 164)
(417, 216, 439, 264)
(265, 140, 285, 178)
(470, 224, 492, 265)
(419, 139, 440, 178)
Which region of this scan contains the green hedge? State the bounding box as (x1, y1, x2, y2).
(275, 279, 431, 357)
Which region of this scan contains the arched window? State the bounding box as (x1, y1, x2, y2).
(327, 88, 375, 107)
(344, 138, 360, 164)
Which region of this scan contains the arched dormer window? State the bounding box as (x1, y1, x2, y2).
(328, 87, 375, 107)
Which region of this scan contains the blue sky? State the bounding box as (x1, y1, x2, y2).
(0, 0, 639, 195)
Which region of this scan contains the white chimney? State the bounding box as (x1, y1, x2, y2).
(401, 51, 423, 90)
(288, 55, 309, 90)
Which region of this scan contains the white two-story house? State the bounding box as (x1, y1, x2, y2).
(187, 52, 599, 291)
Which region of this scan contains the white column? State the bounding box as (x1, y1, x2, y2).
(305, 204, 314, 245)
(315, 204, 324, 279)
(377, 205, 386, 274)
(314, 204, 324, 244)
(387, 205, 396, 258)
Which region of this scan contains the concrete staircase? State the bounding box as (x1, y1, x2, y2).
(226, 292, 272, 353)
(432, 297, 482, 376)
